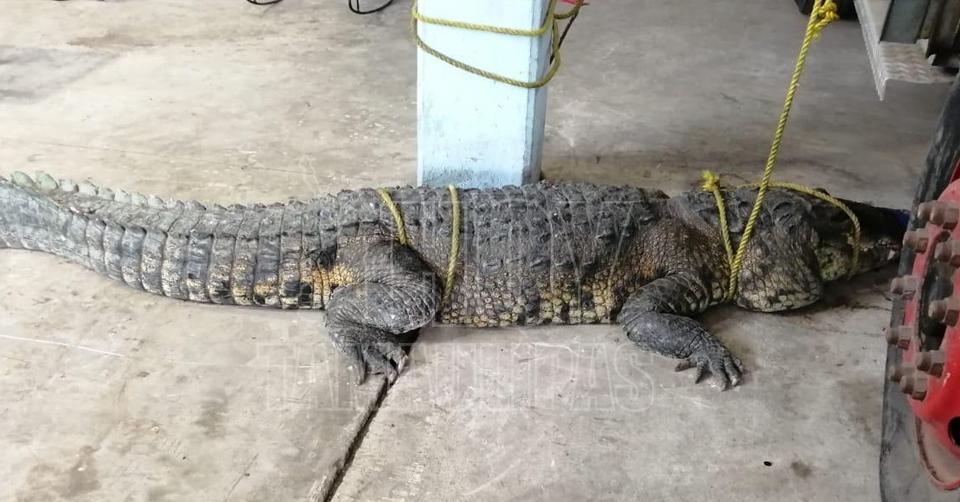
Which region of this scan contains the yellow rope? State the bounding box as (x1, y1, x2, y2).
(376, 186, 462, 305)
(413, 0, 555, 36)
(405, 0, 843, 304)
(376, 187, 410, 246)
(703, 0, 842, 301)
(701, 171, 736, 277)
(764, 181, 860, 276)
(410, 0, 583, 89)
(444, 185, 462, 305)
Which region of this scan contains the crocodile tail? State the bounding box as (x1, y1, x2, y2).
(0, 171, 79, 254)
(0, 171, 332, 309)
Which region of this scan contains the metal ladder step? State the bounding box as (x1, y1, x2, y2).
(852, 0, 954, 98)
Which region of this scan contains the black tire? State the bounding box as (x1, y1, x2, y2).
(794, 0, 857, 20)
(881, 76, 960, 502)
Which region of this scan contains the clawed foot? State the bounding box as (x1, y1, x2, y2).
(342, 338, 409, 385)
(674, 335, 745, 390)
(621, 308, 746, 391)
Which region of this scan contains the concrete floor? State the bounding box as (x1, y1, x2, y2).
(0, 0, 951, 501)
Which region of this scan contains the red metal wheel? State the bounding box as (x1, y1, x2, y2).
(890, 158, 960, 490)
(881, 78, 960, 502)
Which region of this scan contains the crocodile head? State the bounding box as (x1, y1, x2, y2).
(811, 198, 908, 281)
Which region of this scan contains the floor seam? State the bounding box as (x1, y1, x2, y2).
(321, 378, 392, 502)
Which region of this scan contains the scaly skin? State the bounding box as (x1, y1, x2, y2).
(0, 172, 907, 388)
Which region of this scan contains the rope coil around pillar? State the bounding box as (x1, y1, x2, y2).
(411, 0, 584, 89)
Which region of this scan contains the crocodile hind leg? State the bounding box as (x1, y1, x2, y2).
(618, 272, 744, 389)
(326, 239, 441, 384)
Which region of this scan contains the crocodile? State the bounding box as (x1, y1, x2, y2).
(0, 171, 907, 389)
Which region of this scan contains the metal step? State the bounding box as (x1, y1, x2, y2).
(853, 0, 954, 98)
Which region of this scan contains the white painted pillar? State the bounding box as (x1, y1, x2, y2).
(416, 0, 552, 188)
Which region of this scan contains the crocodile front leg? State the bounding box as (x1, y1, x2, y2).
(617, 272, 744, 389)
(326, 239, 441, 384)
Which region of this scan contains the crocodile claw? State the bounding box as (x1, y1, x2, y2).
(675, 339, 745, 390)
(345, 339, 409, 385)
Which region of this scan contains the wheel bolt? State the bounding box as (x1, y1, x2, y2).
(929, 297, 960, 326)
(919, 202, 936, 222)
(931, 203, 960, 229)
(901, 375, 929, 400)
(885, 325, 914, 348)
(890, 276, 920, 298)
(916, 350, 946, 377)
(904, 229, 930, 252)
(890, 365, 914, 383)
(934, 240, 960, 266)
